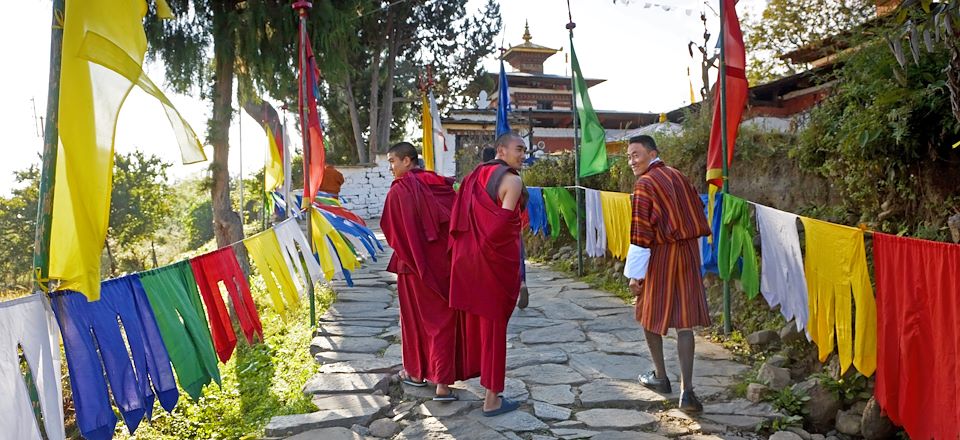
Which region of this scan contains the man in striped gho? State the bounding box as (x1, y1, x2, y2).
(627, 135, 711, 413)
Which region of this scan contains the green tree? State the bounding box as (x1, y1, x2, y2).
(885, 0, 960, 124)
(742, 0, 874, 84)
(186, 199, 215, 249)
(324, 0, 502, 163)
(0, 166, 40, 289)
(143, 0, 361, 257)
(106, 151, 174, 274)
(796, 38, 960, 238)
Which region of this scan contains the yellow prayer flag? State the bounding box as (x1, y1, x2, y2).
(421, 93, 435, 171)
(49, 0, 206, 300)
(264, 128, 284, 192)
(243, 229, 299, 315)
(310, 209, 360, 281)
(599, 191, 631, 260)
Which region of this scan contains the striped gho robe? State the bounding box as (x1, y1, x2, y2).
(630, 160, 712, 335)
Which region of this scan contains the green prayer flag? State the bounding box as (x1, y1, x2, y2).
(570, 36, 608, 178)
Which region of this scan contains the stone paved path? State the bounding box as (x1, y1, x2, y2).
(264, 223, 783, 440)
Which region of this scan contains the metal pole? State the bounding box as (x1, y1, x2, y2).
(718, 0, 732, 335)
(295, 1, 316, 327)
(567, 22, 584, 278)
(34, 0, 66, 292)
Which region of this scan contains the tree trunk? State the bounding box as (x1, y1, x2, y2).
(105, 239, 116, 276)
(209, 3, 249, 274)
(377, 25, 399, 156)
(947, 40, 960, 125)
(367, 11, 393, 159)
(343, 77, 367, 163)
(150, 240, 158, 268)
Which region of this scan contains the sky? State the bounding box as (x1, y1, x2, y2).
(0, 0, 764, 196)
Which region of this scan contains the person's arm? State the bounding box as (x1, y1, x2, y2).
(498, 174, 523, 211)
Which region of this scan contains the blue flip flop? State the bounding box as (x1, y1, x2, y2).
(401, 378, 428, 387)
(399, 372, 428, 387)
(433, 391, 459, 402)
(482, 397, 520, 417)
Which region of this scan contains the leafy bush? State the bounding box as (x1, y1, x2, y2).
(815, 371, 871, 406)
(186, 199, 215, 249)
(795, 37, 960, 238)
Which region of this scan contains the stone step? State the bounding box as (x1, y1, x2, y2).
(264, 394, 390, 437)
(302, 372, 391, 395)
(318, 358, 401, 374)
(576, 379, 667, 410)
(309, 336, 390, 356)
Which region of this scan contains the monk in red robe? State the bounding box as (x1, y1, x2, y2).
(449, 133, 527, 416)
(627, 135, 711, 413)
(381, 141, 461, 401)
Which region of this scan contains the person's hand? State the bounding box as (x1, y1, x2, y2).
(629, 278, 644, 297)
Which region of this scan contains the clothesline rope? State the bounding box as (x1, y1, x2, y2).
(543, 185, 885, 239)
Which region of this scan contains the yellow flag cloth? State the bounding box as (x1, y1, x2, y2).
(49, 0, 206, 300)
(310, 208, 359, 281)
(243, 229, 299, 315)
(800, 217, 877, 377)
(600, 191, 631, 260)
(421, 93, 435, 171)
(264, 128, 284, 192)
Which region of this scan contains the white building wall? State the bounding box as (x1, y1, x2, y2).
(337, 154, 392, 219)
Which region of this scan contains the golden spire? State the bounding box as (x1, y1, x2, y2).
(522, 20, 532, 43)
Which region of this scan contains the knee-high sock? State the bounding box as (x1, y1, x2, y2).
(644, 329, 667, 379)
(677, 329, 695, 391)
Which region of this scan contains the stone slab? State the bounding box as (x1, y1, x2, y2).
(533, 401, 572, 421)
(334, 289, 393, 303)
(264, 394, 390, 437)
(551, 428, 601, 439)
(593, 433, 670, 440)
(310, 336, 390, 356)
(418, 400, 473, 418)
(332, 279, 388, 288)
(569, 353, 652, 381)
(700, 414, 766, 430)
(469, 409, 549, 432)
(530, 385, 575, 405)
(284, 427, 369, 440)
(318, 358, 401, 374)
(302, 373, 391, 395)
(520, 323, 587, 344)
(578, 380, 668, 409)
(384, 343, 402, 358)
(702, 399, 781, 419)
(314, 325, 385, 338)
(510, 364, 588, 385)
(575, 408, 658, 429)
(507, 317, 569, 333)
(315, 352, 377, 364)
(396, 416, 510, 440)
(536, 300, 598, 321)
(582, 315, 639, 332)
(506, 347, 569, 370)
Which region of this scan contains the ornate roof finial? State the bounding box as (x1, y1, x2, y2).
(522, 20, 532, 43)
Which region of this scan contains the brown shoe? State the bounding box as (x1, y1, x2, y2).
(518, 285, 529, 309)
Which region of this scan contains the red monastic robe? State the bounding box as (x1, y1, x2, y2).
(381, 169, 466, 384)
(449, 162, 523, 392)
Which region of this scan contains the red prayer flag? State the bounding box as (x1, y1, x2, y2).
(706, 0, 748, 189)
(297, 25, 326, 203)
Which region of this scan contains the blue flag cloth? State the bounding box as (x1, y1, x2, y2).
(700, 193, 724, 275)
(496, 59, 511, 137)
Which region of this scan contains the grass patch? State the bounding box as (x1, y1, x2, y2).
(116, 282, 334, 440)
